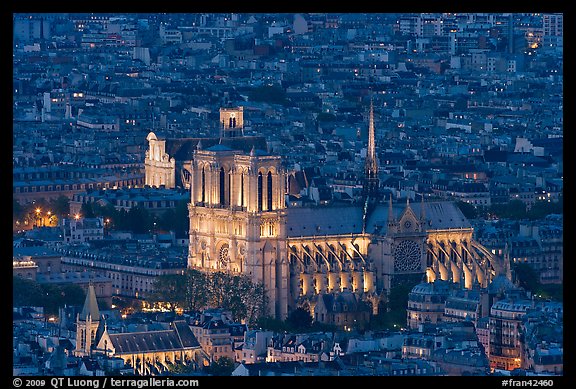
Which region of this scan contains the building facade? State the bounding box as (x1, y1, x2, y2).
(61, 217, 104, 243)
(144, 132, 176, 188)
(189, 309, 247, 363)
(488, 295, 532, 371)
(96, 321, 205, 375)
(406, 280, 451, 329)
(55, 245, 186, 299)
(145, 106, 503, 320)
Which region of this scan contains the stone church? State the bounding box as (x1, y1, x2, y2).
(145, 106, 503, 320)
(75, 284, 206, 374)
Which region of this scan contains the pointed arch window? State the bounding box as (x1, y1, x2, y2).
(240, 173, 245, 207)
(219, 167, 225, 205)
(201, 167, 206, 203)
(267, 171, 273, 210)
(258, 172, 263, 211)
(228, 171, 232, 206)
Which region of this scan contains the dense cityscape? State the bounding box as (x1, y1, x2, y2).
(12, 13, 563, 377)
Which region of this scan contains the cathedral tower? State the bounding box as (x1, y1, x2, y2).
(144, 132, 176, 188)
(219, 106, 244, 138)
(187, 133, 288, 319)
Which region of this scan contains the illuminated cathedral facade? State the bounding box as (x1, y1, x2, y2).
(145, 106, 504, 320)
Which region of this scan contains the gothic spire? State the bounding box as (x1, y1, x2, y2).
(368, 97, 376, 163)
(79, 282, 100, 322)
(365, 96, 378, 179)
(420, 194, 426, 221)
(363, 94, 379, 198)
(388, 193, 395, 223)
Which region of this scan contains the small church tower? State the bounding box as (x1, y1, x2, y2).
(219, 106, 244, 138)
(74, 283, 101, 357)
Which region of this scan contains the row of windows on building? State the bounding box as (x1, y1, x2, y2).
(199, 168, 276, 212)
(14, 171, 99, 180)
(78, 198, 178, 208)
(14, 180, 140, 193)
(63, 257, 184, 275)
(65, 235, 102, 242)
(462, 198, 490, 205)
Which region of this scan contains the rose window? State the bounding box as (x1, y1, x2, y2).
(219, 244, 230, 268)
(393, 240, 421, 272)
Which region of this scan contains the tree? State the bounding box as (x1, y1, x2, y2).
(454, 97, 468, 110)
(258, 307, 335, 333)
(489, 200, 526, 219)
(249, 85, 288, 105)
(13, 277, 86, 316)
(50, 195, 70, 218)
(157, 200, 188, 237)
(512, 262, 540, 293)
(526, 201, 563, 220)
(206, 271, 229, 309)
(456, 200, 477, 219)
(101, 204, 118, 220)
(185, 269, 209, 312)
(114, 209, 130, 231)
(256, 316, 288, 332)
(215, 273, 268, 325)
(150, 274, 187, 312)
(13, 276, 44, 307)
(208, 356, 235, 376)
(173, 200, 189, 238)
(59, 283, 88, 308)
(41, 283, 86, 316)
(316, 112, 337, 122)
(536, 284, 563, 302)
(13, 199, 24, 221)
(373, 279, 421, 329)
(241, 278, 268, 326)
(81, 202, 95, 218)
(112, 296, 143, 314)
(148, 270, 268, 324)
(96, 204, 119, 231)
(388, 282, 417, 312)
(168, 361, 197, 375)
(286, 307, 313, 331)
(159, 209, 177, 232)
(127, 205, 152, 233)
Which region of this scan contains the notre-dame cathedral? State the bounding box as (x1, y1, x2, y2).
(145, 106, 503, 319)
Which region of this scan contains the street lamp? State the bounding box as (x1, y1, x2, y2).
(35, 208, 41, 227)
(104, 218, 111, 235)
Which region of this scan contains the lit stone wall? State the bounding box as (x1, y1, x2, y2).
(145, 132, 176, 188)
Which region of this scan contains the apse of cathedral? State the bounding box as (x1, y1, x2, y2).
(145, 106, 504, 320)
